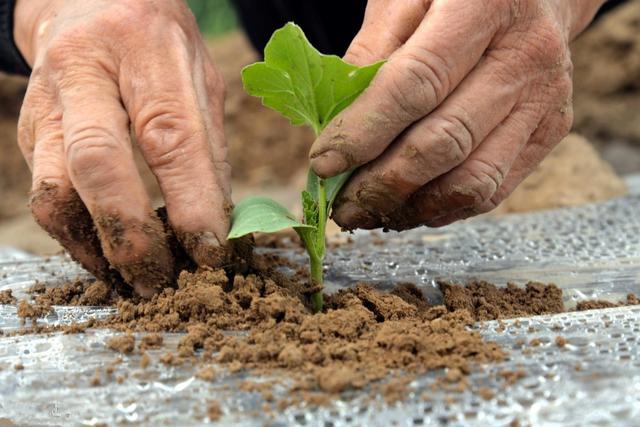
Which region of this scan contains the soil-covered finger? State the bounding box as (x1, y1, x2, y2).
(29, 181, 116, 283)
(382, 100, 555, 231)
(121, 38, 232, 267)
(58, 66, 175, 297)
(94, 211, 174, 298)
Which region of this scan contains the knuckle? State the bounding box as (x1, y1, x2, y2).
(525, 21, 568, 67)
(66, 125, 122, 181)
(459, 158, 506, 205)
(135, 105, 203, 170)
(346, 39, 380, 64)
(431, 114, 474, 164)
(383, 49, 450, 118)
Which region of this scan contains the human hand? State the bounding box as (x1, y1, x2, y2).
(310, 0, 606, 230)
(14, 0, 232, 296)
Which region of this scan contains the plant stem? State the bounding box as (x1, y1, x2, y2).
(310, 179, 327, 313)
(310, 253, 323, 312)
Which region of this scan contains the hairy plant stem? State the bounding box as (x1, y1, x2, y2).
(310, 179, 327, 312)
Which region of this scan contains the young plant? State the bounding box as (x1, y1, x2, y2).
(228, 23, 383, 312)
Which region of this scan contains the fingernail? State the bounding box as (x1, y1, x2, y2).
(181, 231, 229, 268)
(310, 150, 349, 178)
(333, 202, 378, 230)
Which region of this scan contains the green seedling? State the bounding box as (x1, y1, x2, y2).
(228, 23, 384, 312)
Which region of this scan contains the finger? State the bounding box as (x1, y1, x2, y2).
(383, 104, 545, 230)
(19, 77, 115, 282)
(425, 108, 573, 227)
(332, 53, 525, 228)
(310, 1, 507, 177)
(121, 35, 233, 268)
(343, 0, 429, 65)
(58, 69, 174, 297)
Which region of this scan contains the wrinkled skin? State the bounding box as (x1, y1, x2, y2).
(310, 0, 606, 230)
(15, 0, 231, 296)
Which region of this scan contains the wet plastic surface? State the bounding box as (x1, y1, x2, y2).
(1, 194, 639, 426)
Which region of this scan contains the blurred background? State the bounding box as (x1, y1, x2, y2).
(0, 0, 638, 253)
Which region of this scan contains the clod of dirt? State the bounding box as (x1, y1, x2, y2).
(207, 401, 222, 421)
(106, 334, 135, 354)
(17, 300, 51, 322)
(439, 281, 564, 321)
(575, 293, 640, 311)
(555, 336, 567, 348)
(29, 279, 117, 307)
(140, 353, 151, 369)
(0, 290, 16, 304)
(139, 333, 163, 351)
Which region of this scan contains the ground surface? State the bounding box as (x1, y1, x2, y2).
(0, 2, 639, 254)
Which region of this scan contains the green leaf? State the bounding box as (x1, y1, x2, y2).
(242, 22, 384, 134)
(228, 197, 314, 239)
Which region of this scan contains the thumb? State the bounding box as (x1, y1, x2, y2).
(344, 0, 431, 65)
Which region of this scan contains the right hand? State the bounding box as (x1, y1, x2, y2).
(14, 0, 232, 296)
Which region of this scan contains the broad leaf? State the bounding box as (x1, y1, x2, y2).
(242, 22, 384, 134)
(228, 197, 314, 239)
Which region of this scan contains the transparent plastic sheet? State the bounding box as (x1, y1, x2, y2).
(1, 193, 639, 426)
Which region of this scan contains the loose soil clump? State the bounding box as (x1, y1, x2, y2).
(575, 293, 639, 311)
(439, 281, 564, 321)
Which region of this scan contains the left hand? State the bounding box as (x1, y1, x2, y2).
(309, 0, 605, 230)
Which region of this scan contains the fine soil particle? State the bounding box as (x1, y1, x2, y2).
(16, 300, 51, 322)
(0, 290, 15, 304)
(207, 401, 222, 421)
(106, 334, 135, 354)
(140, 353, 151, 369)
(439, 281, 564, 321)
(140, 333, 163, 351)
(555, 336, 567, 348)
(478, 387, 495, 400)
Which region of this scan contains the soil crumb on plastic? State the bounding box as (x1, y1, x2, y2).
(439, 281, 564, 320)
(0, 290, 16, 304)
(575, 293, 640, 311)
(29, 279, 117, 307)
(555, 336, 567, 348)
(17, 300, 51, 322)
(106, 334, 135, 354)
(207, 401, 222, 421)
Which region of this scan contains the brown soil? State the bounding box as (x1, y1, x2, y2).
(206, 401, 222, 421)
(438, 281, 564, 320)
(7, 264, 640, 406)
(29, 279, 118, 307)
(0, 290, 16, 304)
(575, 293, 639, 311)
(106, 334, 136, 354)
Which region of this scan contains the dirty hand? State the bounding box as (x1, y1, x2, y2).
(310, 0, 605, 230)
(14, 0, 231, 296)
